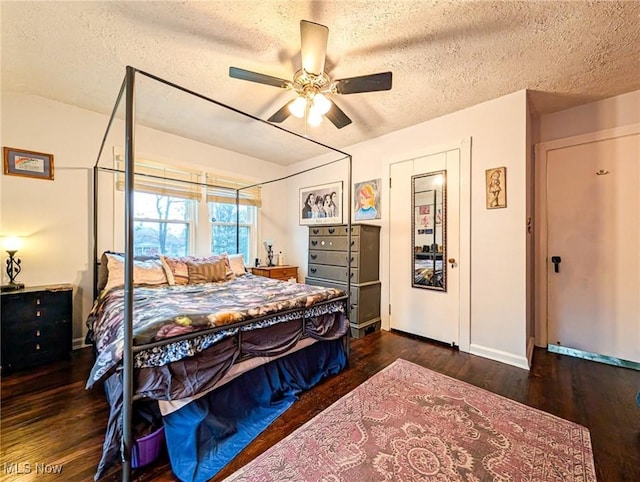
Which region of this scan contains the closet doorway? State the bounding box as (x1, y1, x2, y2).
(389, 146, 467, 347)
(537, 125, 640, 365)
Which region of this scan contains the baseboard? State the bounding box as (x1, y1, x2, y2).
(548, 344, 640, 371)
(73, 337, 89, 350)
(470, 343, 530, 371)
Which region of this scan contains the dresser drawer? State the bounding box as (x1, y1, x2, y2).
(308, 264, 360, 283)
(309, 236, 359, 252)
(309, 225, 361, 237)
(305, 279, 381, 313)
(4, 318, 71, 343)
(1, 290, 71, 324)
(308, 250, 359, 268)
(268, 267, 298, 280)
(251, 266, 298, 282)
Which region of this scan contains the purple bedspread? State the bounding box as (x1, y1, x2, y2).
(86, 274, 346, 388)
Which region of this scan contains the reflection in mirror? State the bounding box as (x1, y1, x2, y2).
(412, 170, 446, 291)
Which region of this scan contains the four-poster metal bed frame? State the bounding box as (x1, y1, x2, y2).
(93, 66, 353, 481)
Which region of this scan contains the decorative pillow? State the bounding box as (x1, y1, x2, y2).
(103, 253, 168, 292)
(160, 255, 190, 286)
(228, 254, 246, 276)
(187, 258, 229, 284)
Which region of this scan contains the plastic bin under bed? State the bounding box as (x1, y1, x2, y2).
(132, 425, 165, 468)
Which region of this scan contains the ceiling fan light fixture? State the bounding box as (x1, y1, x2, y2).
(307, 109, 323, 127)
(289, 96, 307, 118)
(311, 93, 332, 115)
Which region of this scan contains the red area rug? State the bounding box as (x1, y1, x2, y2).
(224, 358, 596, 481)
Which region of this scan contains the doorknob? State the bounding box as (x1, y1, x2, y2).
(551, 256, 561, 273)
(448, 258, 456, 268)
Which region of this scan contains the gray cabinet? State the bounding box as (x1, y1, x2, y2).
(306, 224, 381, 338)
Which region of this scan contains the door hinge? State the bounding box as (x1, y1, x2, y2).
(389, 177, 392, 188)
(388, 304, 391, 315)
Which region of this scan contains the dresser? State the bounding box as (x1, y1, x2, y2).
(305, 224, 381, 338)
(251, 265, 299, 282)
(1, 284, 73, 373)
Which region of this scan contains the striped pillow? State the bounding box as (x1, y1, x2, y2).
(160, 256, 190, 285)
(187, 258, 228, 283)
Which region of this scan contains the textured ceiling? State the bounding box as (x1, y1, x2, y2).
(2, 1, 639, 165)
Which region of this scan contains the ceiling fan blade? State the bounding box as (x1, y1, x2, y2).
(267, 101, 293, 123)
(229, 67, 291, 89)
(300, 20, 329, 76)
(334, 72, 392, 94)
(325, 100, 352, 129)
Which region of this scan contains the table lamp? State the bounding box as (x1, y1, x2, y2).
(2, 236, 25, 292)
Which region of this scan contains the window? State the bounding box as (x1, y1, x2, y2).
(207, 174, 262, 264)
(116, 159, 261, 260)
(134, 192, 194, 256)
(116, 159, 201, 256)
(209, 202, 255, 262)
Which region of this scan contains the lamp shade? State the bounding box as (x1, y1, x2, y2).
(288, 97, 307, 118)
(3, 236, 22, 252)
(311, 93, 332, 115)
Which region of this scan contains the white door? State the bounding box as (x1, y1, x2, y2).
(389, 149, 460, 345)
(546, 132, 640, 363)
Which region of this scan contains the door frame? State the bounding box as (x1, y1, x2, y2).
(534, 123, 640, 347)
(381, 137, 471, 353)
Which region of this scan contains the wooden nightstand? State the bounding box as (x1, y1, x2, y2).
(251, 266, 298, 282)
(1, 284, 73, 374)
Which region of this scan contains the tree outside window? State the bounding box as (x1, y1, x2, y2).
(133, 192, 193, 256)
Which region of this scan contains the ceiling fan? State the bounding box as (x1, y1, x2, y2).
(229, 20, 392, 129)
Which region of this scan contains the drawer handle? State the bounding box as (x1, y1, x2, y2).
(36, 330, 41, 337)
(311, 240, 318, 246)
(36, 310, 41, 317)
(310, 267, 317, 274)
(350, 304, 356, 310)
(36, 298, 41, 305)
(310, 254, 317, 260)
(351, 240, 355, 246)
(36, 344, 41, 351)
(328, 228, 335, 234)
(312, 228, 319, 235)
(345, 256, 354, 263)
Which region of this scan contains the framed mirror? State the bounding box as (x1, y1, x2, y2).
(412, 170, 446, 291)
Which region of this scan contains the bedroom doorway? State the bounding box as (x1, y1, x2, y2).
(389, 147, 462, 346)
(537, 125, 640, 366)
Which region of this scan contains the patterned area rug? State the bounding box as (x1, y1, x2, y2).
(224, 358, 596, 481)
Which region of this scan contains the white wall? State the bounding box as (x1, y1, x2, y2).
(537, 90, 640, 143)
(0, 93, 287, 346)
(286, 90, 531, 369)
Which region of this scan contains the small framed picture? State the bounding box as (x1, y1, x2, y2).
(300, 181, 343, 225)
(3, 147, 54, 180)
(486, 166, 506, 209)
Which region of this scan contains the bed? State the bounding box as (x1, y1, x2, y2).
(87, 252, 349, 480)
(90, 67, 354, 481)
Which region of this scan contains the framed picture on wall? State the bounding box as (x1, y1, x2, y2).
(3, 146, 54, 180)
(299, 181, 343, 225)
(354, 178, 381, 221)
(485, 166, 506, 209)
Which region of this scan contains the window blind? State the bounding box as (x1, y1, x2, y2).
(115, 159, 202, 200)
(206, 173, 262, 207)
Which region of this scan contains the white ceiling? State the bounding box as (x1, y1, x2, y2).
(2, 1, 639, 165)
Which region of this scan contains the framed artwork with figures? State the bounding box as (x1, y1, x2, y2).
(299, 182, 343, 225)
(485, 166, 506, 209)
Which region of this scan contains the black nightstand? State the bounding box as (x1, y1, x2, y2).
(1, 284, 73, 374)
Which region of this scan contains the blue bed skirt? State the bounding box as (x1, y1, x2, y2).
(163, 339, 347, 482)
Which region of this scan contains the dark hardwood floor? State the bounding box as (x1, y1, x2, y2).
(1, 330, 639, 481)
